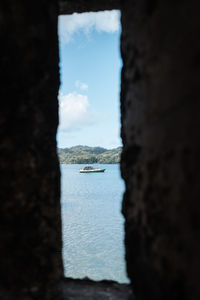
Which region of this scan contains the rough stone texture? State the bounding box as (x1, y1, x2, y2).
(61, 278, 134, 299)
(59, 0, 120, 15)
(0, 278, 133, 300)
(1, 0, 200, 299)
(0, 0, 63, 298)
(121, 0, 200, 299)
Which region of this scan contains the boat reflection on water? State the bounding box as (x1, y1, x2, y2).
(79, 166, 106, 173)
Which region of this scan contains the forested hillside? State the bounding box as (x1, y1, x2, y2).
(58, 146, 121, 164)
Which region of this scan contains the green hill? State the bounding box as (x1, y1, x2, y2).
(58, 145, 122, 164)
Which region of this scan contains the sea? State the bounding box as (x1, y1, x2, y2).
(60, 164, 129, 283)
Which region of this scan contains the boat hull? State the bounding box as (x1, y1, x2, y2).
(79, 169, 105, 173)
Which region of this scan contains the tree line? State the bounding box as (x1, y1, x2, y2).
(58, 145, 122, 164)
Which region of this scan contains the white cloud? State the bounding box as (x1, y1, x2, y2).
(75, 80, 88, 91)
(58, 10, 121, 44)
(58, 92, 93, 131)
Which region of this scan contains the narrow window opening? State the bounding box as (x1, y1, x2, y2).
(57, 10, 129, 284)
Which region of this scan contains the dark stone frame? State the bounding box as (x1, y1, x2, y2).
(0, 0, 200, 299)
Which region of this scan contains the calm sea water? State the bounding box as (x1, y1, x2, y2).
(60, 164, 129, 283)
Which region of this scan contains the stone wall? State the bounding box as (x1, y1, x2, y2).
(121, 0, 200, 299)
(0, 0, 63, 298)
(1, 0, 200, 299)
(59, 0, 120, 15)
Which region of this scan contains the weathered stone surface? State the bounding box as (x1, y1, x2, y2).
(61, 278, 134, 299)
(1, 0, 200, 299)
(0, 278, 133, 300)
(121, 0, 200, 299)
(0, 0, 63, 297)
(59, 0, 120, 14)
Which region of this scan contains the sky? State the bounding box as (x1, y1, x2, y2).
(57, 10, 122, 149)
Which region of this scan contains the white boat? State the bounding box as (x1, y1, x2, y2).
(79, 166, 106, 173)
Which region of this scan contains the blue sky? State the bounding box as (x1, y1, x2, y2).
(57, 11, 121, 149)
